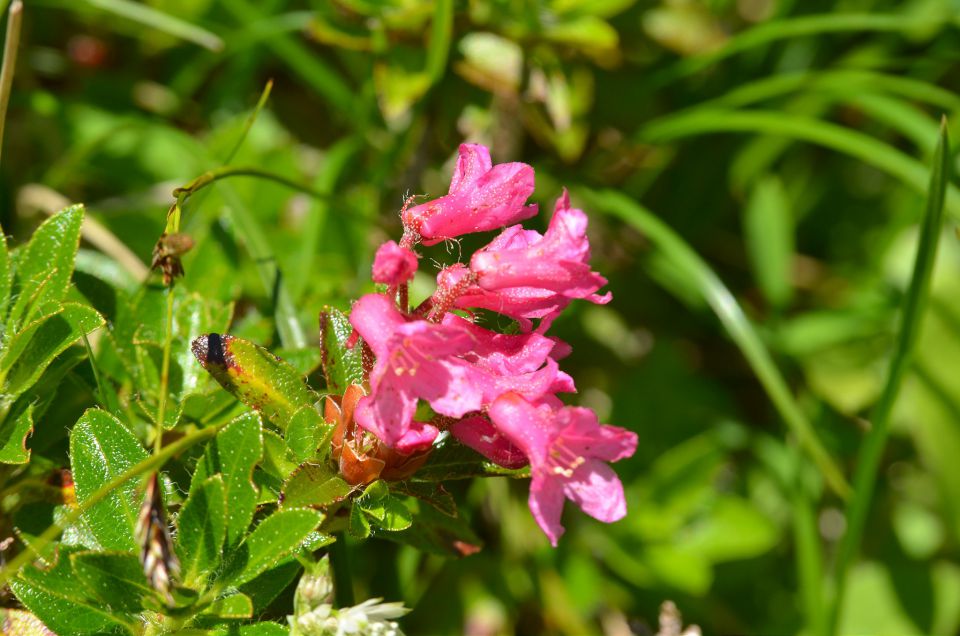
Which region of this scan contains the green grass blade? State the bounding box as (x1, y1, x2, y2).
(654, 12, 946, 85)
(827, 120, 950, 636)
(425, 0, 453, 84)
(0, 0, 22, 168)
(641, 109, 960, 217)
(84, 0, 223, 51)
(581, 188, 851, 499)
(704, 69, 960, 114)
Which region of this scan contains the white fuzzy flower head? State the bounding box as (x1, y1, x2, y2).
(291, 595, 409, 636)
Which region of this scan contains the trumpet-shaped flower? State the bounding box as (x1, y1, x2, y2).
(349, 294, 486, 451)
(402, 144, 537, 245)
(471, 190, 611, 301)
(488, 392, 637, 546)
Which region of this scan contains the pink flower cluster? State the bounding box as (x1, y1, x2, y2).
(350, 144, 637, 546)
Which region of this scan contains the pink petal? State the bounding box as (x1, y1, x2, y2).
(562, 407, 638, 463)
(448, 143, 492, 193)
(349, 293, 409, 357)
(562, 460, 627, 523)
(529, 473, 567, 547)
(487, 393, 556, 464)
(450, 415, 529, 469)
(394, 421, 440, 453)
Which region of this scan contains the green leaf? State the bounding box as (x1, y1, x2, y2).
(12, 546, 131, 634)
(356, 480, 413, 532)
(0, 303, 104, 399)
(7, 205, 84, 330)
(83, 0, 223, 51)
(70, 551, 153, 613)
(281, 462, 352, 508)
(319, 306, 364, 395)
(69, 409, 149, 551)
(830, 120, 951, 633)
(391, 481, 457, 517)
(744, 176, 794, 309)
(0, 402, 33, 464)
(176, 475, 226, 586)
(286, 405, 328, 463)
(192, 412, 262, 549)
(414, 439, 529, 482)
(232, 508, 323, 586)
(192, 333, 318, 430)
(202, 592, 253, 618)
(348, 502, 371, 539)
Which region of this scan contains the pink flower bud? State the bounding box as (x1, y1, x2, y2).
(371, 240, 418, 286)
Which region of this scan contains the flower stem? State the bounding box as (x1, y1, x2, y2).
(0, 0, 23, 168)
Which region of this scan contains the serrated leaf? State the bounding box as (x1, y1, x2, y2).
(349, 502, 371, 539)
(0, 304, 104, 399)
(0, 403, 34, 464)
(286, 405, 327, 463)
(7, 205, 84, 331)
(70, 409, 149, 551)
(70, 551, 154, 613)
(192, 412, 262, 549)
(202, 592, 253, 618)
(414, 438, 530, 482)
(231, 508, 323, 586)
(237, 560, 303, 613)
(176, 475, 226, 586)
(281, 462, 353, 508)
(192, 333, 318, 430)
(214, 623, 289, 636)
(319, 307, 364, 394)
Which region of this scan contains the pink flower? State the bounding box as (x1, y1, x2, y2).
(432, 192, 611, 331)
(471, 190, 611, 301)
(488, 393, 637, 546)
(450, 414, 528, 469)
(436, 264, 569, 332)
(371, 240, 418, 285)
(349, 294, 487, 452)
(402, 144, 537, 245)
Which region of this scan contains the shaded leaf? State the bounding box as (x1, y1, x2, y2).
(202, 592, 253, 619)
(414, 439, 529, 482)
(70, 551, 153, 613)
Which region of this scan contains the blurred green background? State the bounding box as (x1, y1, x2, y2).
(3, 0, 960, 634)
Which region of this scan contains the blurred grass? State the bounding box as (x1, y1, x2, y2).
(2, 0, 960, 634)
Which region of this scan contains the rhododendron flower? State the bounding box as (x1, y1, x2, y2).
(371, 240, 418, 285)
(488, 392, 638, 546)
(349, 293, 486, 451)
(401, 144, 537, 245)
(470, 190, 611, 302)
